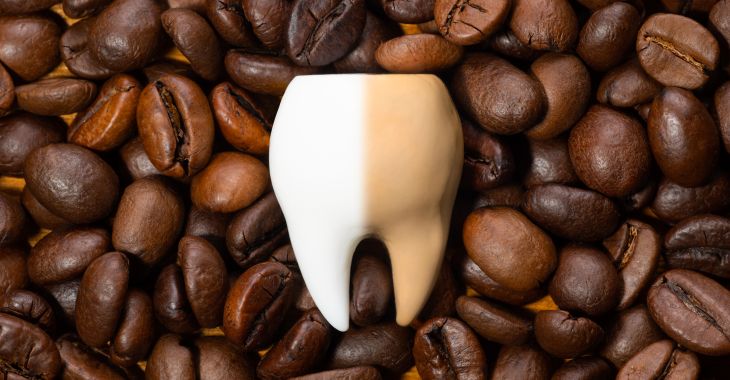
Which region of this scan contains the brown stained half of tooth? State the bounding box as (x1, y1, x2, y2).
(363, 74, 463, 326)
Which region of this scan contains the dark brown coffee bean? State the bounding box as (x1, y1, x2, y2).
(418, 256, 460, 321)
(290, 366, 382, 380)
(0, 289, 55, 332)
(491, 344, 554, 380)
(22, 187, 68, 229)
(651, 172, 730, 222)
(649, 87, 719, 187)
(184, 205, 231, 253)
(716, 82, 730, 153)
(488, 29, 538, 61)
(535, 310, 604, 359)
(456, 254, 545, 305)
(161, 9, 222, 81)
(206, 0, 257, 48)
(619, 178, 658, 213)
(381, 0, 434, 23)
(0, 62, 13, 117)
(552, 357, 612, 380)
(599, 304, 665, 368)
(24, 143, 119, 224)
(0, 191, 24, 246)
(661, 0, 716, 13)
(648, 269, 730, 355)
(0, 313, 60, 380)
(153, 264, 199, 334)
(524, 137, 579, 187)
(434, 0, 510, 45)
(664, 214, 730, 278)
(59, 17, 115, 80)
(550, 245, 620, 316)
(119, 137, 164, 181)
(15, 78, 97, 116)
(211, 82, 273, 155)
(471, 184, 526, 210)
(257, 309, 332, 379)
(241, 0, 290, 50)
(375, 33, 463, 73)
(350, 250, 392, 327)
(461, 119, 515, 191)
(710, 0, 730, 46)
(112, 176, 185, 267)
(0, 13, 61, 81)
(327, 322, 414, 374)
(44, 279, 80, 324)
(110, 289, 155, 367)
(451, 53, 546, 135)
(523, 184, 621, 242)
(413, 317, 487, 380)
(89, 0, 163, 72)
(178, 236, 228, 328)
(191, 152, 269, 213)
(577, 2, 641, 71)
(57, 334, 127, 380)
(75, 252, 129, 348)
(0, 0, 59, 14)
(334, 11, 401, 73)
(146, 334, 195, 380)
(526, 53, 591, 140)
(569, 105, 651, 197)
(138, 74, 215, 178)
(286, 0, 366, 66)
(225, 50, 322, 96)
(0, 246, 28, 300)
(63, 0, 111, 18)
(196, 336, 257, 380)
(617, 340, 700, 380)
(28, 226, 110, 286)
(636, 13, 719, 89)
(456, 295, 533, 346)
(142, 60, 196, 84)
(69, 74, 140, 151)
(597, 58, 663, 108)
(510, 0, 578, 52)
(463, 207, 557, 292)
(223, 262, 298, 351)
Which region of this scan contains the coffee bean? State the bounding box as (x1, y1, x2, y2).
(153, 264, 199, 334)
(0, 62, 13, 117)
(211, 82, 273, 155)
(381, 0, 434, 23)
(650, 171, 730, 222)
(434, 0, 510, 45)
(664, 214, 730, 278)
(456, 295, 533, 346)
(0, 289, 55, 332)
(184, 205, 231, 254)
(535, 310, 604, 359)
(710, 0, 730, 46)
(178, 236, 228, 328)
(59, 17, 115, 80)
(636, 13, 719, 89)
(241, 0, 290, 50)
(15, 78, 97, 116)
(63, 0, 111, 18)
(552, 357, 613, 380)
(24, 143, 119, 224)
(225, 50, 322, 96)
(569, 105, 651, 197)
(523, 184, 621, 242)
(619, 178, 658, 213)
(0, 246, 27, 300)
(488, 30, 538, 61)
(524, 137, 579, 187)
(44, 279, 80, 324)
(597, 58, 663, 108)
(413, 317, 487, 380)
(327, 322, 414, 374)
(716, 82, 730, 153)
(223, 262, 298, 351)
(0, 0, 59, 14)
(463, 207, 557, 292)
(510, 0, 578, 52)
(334, 11, 401, 73)
(461, 119, 515, 191)
(206, 0, 257, 48)
(376, 34, 463, 73)
(577, 2, 641, 71)
(418, 256, 460, 321)
(456, 254, 545, 305)
(69, 74, 140, 151)
(350, 249, 392, 326)
(662, 0, 716, 14)
(526, 53, 591, 140)
(57, 334, 128, 380)
(145, 334, 195, 380)
(0, 313, 60, 380)
(112, 176, 185, 267)
(191, 152, 268, 213)
(289, 366, 381, 380)
(109, 289, 155, 367)
(451, 53, 546, 135)
(491, 344, 554, 380)
(143, 60, 196, 84)
(119, 137, 165, 181)
(0, 191, 25, 246)
(598, 304, 665, 368)
(0, 13, 62, 81)
(471, 184, 526, 210)
(161, 9, 223, 81)
(617, 340, 700, 380)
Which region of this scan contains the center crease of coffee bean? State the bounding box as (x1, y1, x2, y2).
(617, 224, 639, 270)
(297, 2, 347, 65)
(155, 81, 190, 175)
(228, 87, 270, 129)
(443, 0, 488, 36)
(643, 35, 710, 74)
(665, 279, 726, 337)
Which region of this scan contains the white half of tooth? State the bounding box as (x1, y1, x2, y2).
(270, 74, 462, 331)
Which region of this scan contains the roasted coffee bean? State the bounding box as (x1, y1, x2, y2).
(526, 53, 591, 140)
(617, 340, 700, 380)
(178, 236, 228, 328)
(597, 58, 663, 108)
(290, 366, 382, 380)
(206, 0, 257, 48)
(109, 289, 155, 367)
(137, 74, 215, 178)
(491, 344, 554, 380)
(145, 334, 195, 380)
(75, 252, 129, 348)
(286, 0, 366, 66)
(89, 0, 163, 72)
(375, 34, 463, 73)
(552, 357, 612, 380)
(664, 214, 730, 278)
(24, 143, 119, 224)
(257, 309, 332, 379)
(648, 269, 730, 355)
(471, 184, 526, 210)
(649, 87, 719, 187)
(577, 2, 641, 71)
(28, 226, 110, 286)
(451, 53, 546, 135)
(0, 313, 60, 380)
(434, 0, 510, 45)
(523, 184, 621, 242)
(599, 304, 665, 368)
(211, 82, 273, 155)
(463, 207, 557, 292)
(710, 0, 730, 45)
(350, 249, 392, 326)
(69, 74, 140, 151)
(59, 17, 115, 80)
(57, 334, 128, 380)
(636, 13, 719, 89)
(569, 105, 651, 197)
(620, 178, 658, 213)
(161, 9, 222, 81)
(15, 78, 97, 116)
(602, 219, 660, 309)
(21, 187, 69, 229)
(716, 82, 730, 153)
(456, 254, 544, 305)
(241, 0, 290, 49)
(0, 0, 59, 14)
(142, 60, 196, 84)
(418, 257, 460, 321)
(0, 289, 55, 332)
(381, 0, 434, 23)
(119, 137, 164, 180)
(661, 0, 716, 13)
(534, 310, 604, 359)
(550, 245, 620, 316)
(184, 205, 231, 253)
(524, 137, 579, 187)
(0, 62, 13, 117)
(63, 0, 111, 18)
(461, 119, 515, 191)
(191, 152, 269, 213)
(0, 246, 27, 300)
(44, 279, 80, 324)
(0, 13, 62, 81)
(0, 191, 24, 246)
(334, 11, 401, 73)
(650, 171, 730, 222)
(413, 317, 487, 380)
(223, 262, 298, 351)
(112, 176, 185, 267)
(456, 295, 533, 346)
(510, 0, 578, 52)
(225, 50, 322, 96)
(488, 29, 538, 61)
(153, 264, 199, 334)
(327, 322, 414, 374)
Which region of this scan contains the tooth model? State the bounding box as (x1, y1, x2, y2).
(269, 74, 463, 331)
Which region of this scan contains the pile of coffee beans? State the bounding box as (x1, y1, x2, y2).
(1, 0, 730, 379)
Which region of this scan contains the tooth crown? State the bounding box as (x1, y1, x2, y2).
(270, 74, 463, 331)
